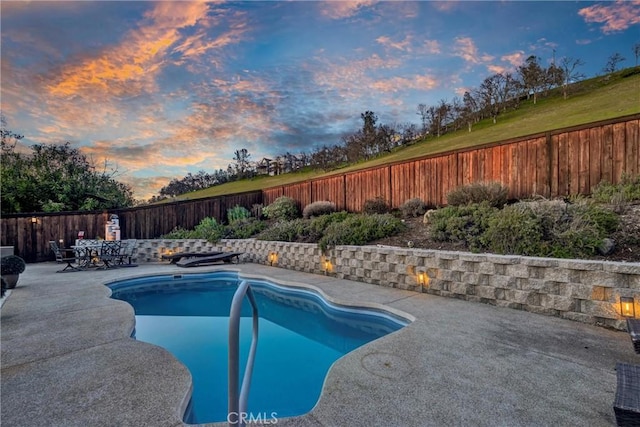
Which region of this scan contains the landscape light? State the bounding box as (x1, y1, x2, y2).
(621, 297, 636, 318)
(323, 259, 332, 274)
(417, 271, 428, 286)
(268, 252, 278, 266)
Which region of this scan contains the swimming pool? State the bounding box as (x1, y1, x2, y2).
(109, 271, 409, 424)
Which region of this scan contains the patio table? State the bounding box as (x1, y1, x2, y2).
(71, 243, 103, 268)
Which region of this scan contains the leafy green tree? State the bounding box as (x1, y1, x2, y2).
(1, 119, 134, 213)
(518, 55, 545, 104)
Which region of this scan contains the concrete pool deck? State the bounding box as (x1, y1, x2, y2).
(1, 262, 638, 426)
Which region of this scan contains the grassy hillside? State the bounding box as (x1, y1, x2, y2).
(161, 69, 640, 203)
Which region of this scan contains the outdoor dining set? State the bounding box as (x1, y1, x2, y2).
(49, 239, 137, 272)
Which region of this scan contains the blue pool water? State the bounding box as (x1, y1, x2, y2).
(109, 271, 408, 424)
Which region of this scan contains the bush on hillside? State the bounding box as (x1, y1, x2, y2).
(318, 214, 405, 252)
(400, 197, 427, 218)
(363, 196, 391, 214)
(263, 196, 299, 221)
(429, 202, 497, 251)
(591, 174, 640, 213)
(302, 201, 337, 219)
(161, 217, 224, 243)
(483, 203, 545, 256)
(447, 182, 509, 208)
(479, 199, 619, 258)
(224, 217, 267, 239)
(227, 205, 251, 224)
(257, 218, 309, 242)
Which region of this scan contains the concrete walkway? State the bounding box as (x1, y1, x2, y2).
(1, 262, 638, 426)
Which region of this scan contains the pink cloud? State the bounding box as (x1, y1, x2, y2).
(318, 1, 376, 19)
(579, 0, 640, 34)
(501, 51, 526, 67)
(376, 35, 412, 51)
(371, 74, 439, 93)
(421, 40, 441, 55)
(453, 37, 480, 64)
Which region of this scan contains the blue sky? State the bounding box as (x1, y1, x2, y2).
(1, 1, 639, 199)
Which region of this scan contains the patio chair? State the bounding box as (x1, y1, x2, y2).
(176, 251, 243, 268)
(99, 240, 122, 269)
(116, 239, 138, 267)
(49, 240, 81, 272)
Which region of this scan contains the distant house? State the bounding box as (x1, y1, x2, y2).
(256, 154, 305, 176)
(255, 157, 273, 176)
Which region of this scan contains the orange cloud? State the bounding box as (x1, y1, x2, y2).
(579, 0, 640, 34)
(47, 2, 212, 98)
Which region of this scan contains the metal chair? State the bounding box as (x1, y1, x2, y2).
(49, 241, 81, 272)
(116, 239, 137, 266)
(99, 240, 122, 268)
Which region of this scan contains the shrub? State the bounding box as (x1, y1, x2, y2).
(483, 203, 545, 256)
(429, 202, 497, 251)
(263, 196, 299, 221)
(302, 201, 337, 219)
(224, 217, 267, 239)
(363, 196, 390, 214)
(257, 219, 309, 242)
(318, 213, 405, 252)
(400, 198, 427, 218)
(160, 217, 224, 242)
(591, 174, 640, 212)
(306, 211, 350, 241)
(447, 182, 509, 208)
(1, 255, 26, 275)
(161, 226, 194, 239)
(227, 205, 251, 224)
(192, 217, 225, 242)
(509, 199, 619, 258)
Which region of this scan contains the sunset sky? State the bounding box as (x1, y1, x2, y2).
(2, 1, 639, 200)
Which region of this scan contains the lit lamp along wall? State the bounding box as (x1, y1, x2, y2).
(416, 270, 428, 287)
(621, 296, 636, 318)
(323, 258, 332, 274)
(268, 252, 278, 266)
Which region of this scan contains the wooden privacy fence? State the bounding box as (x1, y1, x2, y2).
(1, 191, 262, 262)
(1, 114, 638, 261)
(263, 114, 639, 211)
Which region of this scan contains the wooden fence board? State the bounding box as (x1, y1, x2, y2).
(626, 119, 639, 177)
(568, 130, 580, 195)
(579, 129, 591, 194)
(613, 122, 627, 183)
(589, 127, 603, 191)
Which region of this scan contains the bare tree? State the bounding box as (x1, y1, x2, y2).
(634, 43, 640, 67)
(603, 52, 626, 74)
(559, 57, 585, 99)
(416, 104, 430, 135)
(461, 91, 479, 132)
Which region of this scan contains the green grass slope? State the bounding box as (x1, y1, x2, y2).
(162, 69, 640, 203)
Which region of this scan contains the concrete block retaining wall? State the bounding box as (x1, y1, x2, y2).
(133, 238, 640, 331)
